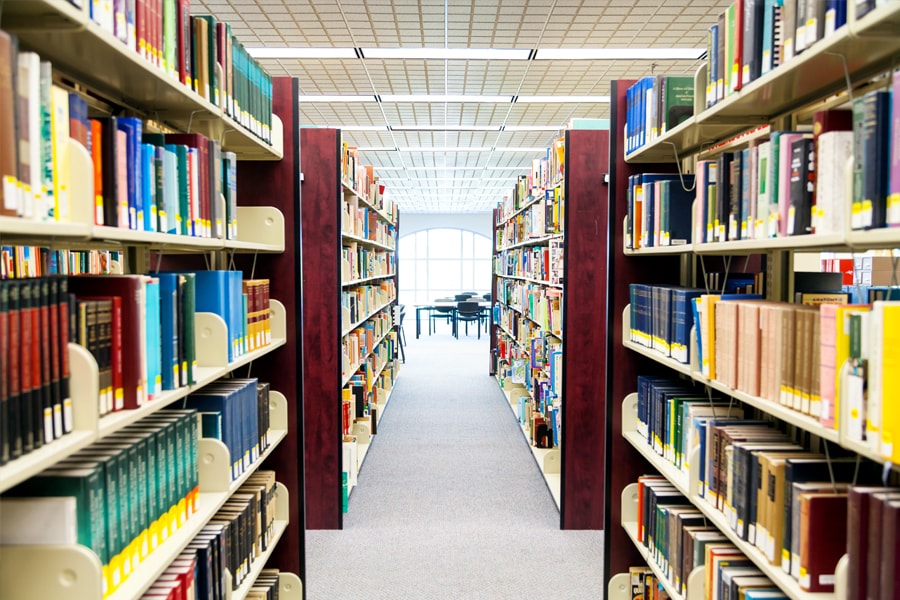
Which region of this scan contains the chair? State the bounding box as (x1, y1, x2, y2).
(429, 299, 456, 335)
(455, 301, 487, 339)
(394, 304, 407, 362)
(454, 293, 475, 301)
(482, 293, 492, 303)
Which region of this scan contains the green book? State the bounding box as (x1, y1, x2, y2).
(140, 415, 179, 515)
(182, 273, 197, 385)
(660, 76, 695, 135)
(61, 451, 123, 563)
(7, 463, 108, 565)
(88, 441, 135, 560)
(106, 434, 150, 555)
(172, 144, 189, 236)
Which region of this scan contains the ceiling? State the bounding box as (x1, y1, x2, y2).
(193, 0, 731, 213)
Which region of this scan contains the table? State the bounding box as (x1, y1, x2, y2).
(414, 301, 491, 338)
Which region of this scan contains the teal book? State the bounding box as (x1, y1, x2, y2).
(145, 277, 161, 400)
(660, 75, 694, 135)
(7, 463, 108, 565)
(163, 144, 180, 234)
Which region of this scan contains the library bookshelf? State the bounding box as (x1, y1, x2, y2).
(605, 4, 900, 600)
(299, 127, 400, 529)
(0, 1, 303, 594)
(492, 129, 609, 529)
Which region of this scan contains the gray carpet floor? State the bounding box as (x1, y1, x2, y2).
(304, 327, 604, 599)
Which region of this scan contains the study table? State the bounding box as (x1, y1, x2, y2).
(414, 301, 491, 338)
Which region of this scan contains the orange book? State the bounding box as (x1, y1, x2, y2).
(90, 119, 104, 226)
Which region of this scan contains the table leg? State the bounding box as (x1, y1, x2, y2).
(416, 307, 423, 339)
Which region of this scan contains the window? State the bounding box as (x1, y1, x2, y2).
(398, 228, 492, 306)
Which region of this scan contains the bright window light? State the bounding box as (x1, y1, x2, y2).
(361, 48, 531, 60)
(380, 94, 512, 103)
(300, 95, 376, 102)
(248, 47, 359, 59)
(534, 48, 705, 60)
(516, 95, 610, 103)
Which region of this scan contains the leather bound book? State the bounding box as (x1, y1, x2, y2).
(799, 491, 847, 592)
(847, 487, 899, 600)
(880, 499, 900, 600)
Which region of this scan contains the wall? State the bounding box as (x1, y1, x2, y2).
(399, 212, 493, 239)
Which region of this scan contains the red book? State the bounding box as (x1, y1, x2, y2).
(90, 119, 104, 226)
(176, 0, 191, 87)
(881, 500, 900, 600)
(19, 279, 34, 453)
(110, 296, 123, 411)
(58, 278, 72, 434)
(800, 492, 848, 592)
(35, 279, 51, 444)
(7, 281, 21, 458)
(68, 276, 146, 410)
(0, 281, 9, 463)
(137, 0, 147, 60)
(47, 277, 61, 439)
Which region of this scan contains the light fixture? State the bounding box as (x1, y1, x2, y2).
(493, 147, 552, 152)
(391, 125, 501, 131)
(299, 95, 376, 102)
(247, 47, 359, 59)
(533, 48, 705, 60)
(504, 125, 563, 131)
(356, 147, 398, 151)
(361, 48, 531, 60)
(398, 147, 492, 152)
(516, 95, 610, 103)
(328, 125, 389, 131)
(380, 94, 513, 103)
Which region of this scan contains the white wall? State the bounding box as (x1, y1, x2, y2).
(399, 212, 494, 239)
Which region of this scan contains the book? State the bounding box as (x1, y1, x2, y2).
(798, 491, 847, 592)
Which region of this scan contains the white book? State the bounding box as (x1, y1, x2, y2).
(18, 52, 41, 220)
(0, 497, 78, 545)
(816, 131, 853, 235)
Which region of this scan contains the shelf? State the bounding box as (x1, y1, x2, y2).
(621, 305, 843, 445)
(495, 273, 564, 288)
(622, 405, 836, 600)
(624, 243, 694, 256)
(342, 273, 396, 287)
(342, 327, 396, 387)
(341, 182, 396, 225)
(498, 299, 562, 338)
(495, 196, 542, 227)
(497, 233, 564, 251)
(692, 233, 850, 255)
(341, 231, 395, 252)
(227, 483, 290, 600)
(342, 299, 395, 337)
(624, 3, 900, 164)
(1, 1, 280, 162)
(495, 377, 561, 509)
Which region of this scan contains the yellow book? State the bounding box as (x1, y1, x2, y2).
(879, 302, 900, 461)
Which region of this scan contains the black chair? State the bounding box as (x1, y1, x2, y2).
(429, 299, 456, 335)
(455, 301, 487, 338)
(454, 293, 475, 301)
(482, 293, 491, 303)
(394, 304, 407, 362)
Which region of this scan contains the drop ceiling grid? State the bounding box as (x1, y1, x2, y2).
(194, 0, 733, 212)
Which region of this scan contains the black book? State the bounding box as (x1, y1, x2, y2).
(728, 150, 743, 241)
(788, 137, 814, 235)
(37, 278, 53, 444)
(861, 91, 890, 229)
(98, 116, 120, 228)
(742, 0, 765, 86)
(716, 152, 733, 242)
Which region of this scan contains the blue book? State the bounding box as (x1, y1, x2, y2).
(692, 297, 704, 371)
(145, 277, 161, 399)
(660, 176, 695, 246)
(140, 142, 155, 232)
(152, 145, 165, 233)
(228, 271, 242, 360)
(192, 270, 231, 361)
(708, 23, 719, 106)
(163, 145, 179, 234)
(740, 147, 751, 239)
(183, 389, 238, 479)
(116, 117, 143, 230)
(670, 288, 704, 364)
(157, 273, 180, 390)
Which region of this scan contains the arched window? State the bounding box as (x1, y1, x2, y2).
(398, 228, 492, 306)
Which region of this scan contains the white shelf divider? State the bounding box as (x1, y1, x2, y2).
(0, 343, 99, 493)
(607, 572, 634, 600)
(278, 572, 304, 600)
(228, 206, 286, 253)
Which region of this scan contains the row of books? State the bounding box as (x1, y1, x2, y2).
(141, 471, 279, 599)
(341, 359, 398, 437)
(624, 75, 695, 154)
(1, 247, 122, 279)
(1, 409, 200, 596)
(704, 0, 850, 110)
(341, 313, 394, 382)
(494, 245, 563, 284)
(625, 172, 695, 250)
(496, 279, 563, 336)
(495, 188, 564, 249)
(340, 243, 395, 283)
(341, 202, 397, 248)
(83, 3, 273, 143)
(635, 423, 883, 596)
(180, 378, 272, 482)
(340, 143, 396, 219)
(340, 281, 396, 331)
(496, 304, 541, 348)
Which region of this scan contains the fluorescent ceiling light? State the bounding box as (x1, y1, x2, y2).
(399, 147, 491, 152)
(248, 47, 358, 59)
(534, 48, 705, 60)
(362, 48, 531, 60)
(404, 167, 482, 171)
(300, 95, 376, 102)
(401, 177, 516, 182)
(380, 94, 512, 103)
(504, 125, 562, 131)
(516, 95, 610, 103)
(483, 166, 531, 170)
(493, 147, 551, 152)
(329, 125, 389, 131)
(391, 125, 500, 132)
(356, 147, 398, 151)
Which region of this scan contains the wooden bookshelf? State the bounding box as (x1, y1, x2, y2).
(0, 6, 301, 585)
(299, 128, 400, 529)
(606, 8, 900, 594)
(491, 129, 609, 528)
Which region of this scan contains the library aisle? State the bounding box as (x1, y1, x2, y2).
(305, 332, 603, 598)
